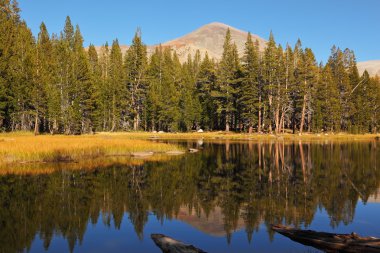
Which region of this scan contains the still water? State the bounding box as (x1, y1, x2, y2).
(1, 140, 380, 253)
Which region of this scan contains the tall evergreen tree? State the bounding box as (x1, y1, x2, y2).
(213, 29, 240, 131)
(109, 39, 124, 131)
(197, 52, 217, 130)
(124, 29, 148, 130)
(240, 32, 259, 133)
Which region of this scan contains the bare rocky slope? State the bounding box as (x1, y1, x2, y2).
(94, 22, 267, 63)
(158, 22, 267, 62)
(357, 60, 380, 77)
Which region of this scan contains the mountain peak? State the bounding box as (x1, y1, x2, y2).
(200, 22, 243, 32)
(160, 22, 267, 62)
(202, 22, 232, 28)
(93, 23, 267, 63)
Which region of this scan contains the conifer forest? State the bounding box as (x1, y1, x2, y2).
(1, 1, 379, 135)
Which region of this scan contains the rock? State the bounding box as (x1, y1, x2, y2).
(131, 152, 154, 157)
(197, 129, 204, 133)
(152, 130, 157, 133)
(158, 131, 165, 134)
(188, 148, 199, 153)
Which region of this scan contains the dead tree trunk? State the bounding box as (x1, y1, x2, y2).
(300, 94, 307, 135)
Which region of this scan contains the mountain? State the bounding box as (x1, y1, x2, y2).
(93, 22, 267, 63)
(158, 22, 267, 62)
(357, 60, 380, 77)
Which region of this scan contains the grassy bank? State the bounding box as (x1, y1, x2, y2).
(96, 131, 380, 142)
(0, 132, 183, 164)
(0, 131, 378, 167)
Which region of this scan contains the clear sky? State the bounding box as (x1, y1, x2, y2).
(18, 0, 380, 63)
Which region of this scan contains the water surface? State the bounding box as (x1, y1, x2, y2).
(1, 140, 380, 253)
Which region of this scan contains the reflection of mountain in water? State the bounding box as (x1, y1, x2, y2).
(367, 188, 380, 203)
(0, 141, 379, 252)
(176, 206, 245, 237)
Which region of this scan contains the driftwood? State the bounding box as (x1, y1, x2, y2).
(272, 224, 380, 253)
(151, 234, 207, 253)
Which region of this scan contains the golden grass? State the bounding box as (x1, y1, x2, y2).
(0, 132, 183, 164)
(96, 131, 380, 142)
(0, 131, 378, 175)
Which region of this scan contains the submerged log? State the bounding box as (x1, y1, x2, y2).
(272, 224, 380, 253)
(151, 234, 207, 253)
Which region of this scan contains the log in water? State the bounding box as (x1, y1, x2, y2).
(151, 234, 207, 253)
(272, 224, 380, 253)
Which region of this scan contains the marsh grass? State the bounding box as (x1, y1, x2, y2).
(0, 133, 183, 164)
(97, 131, 380, 142)
(0, 131, 378, 174)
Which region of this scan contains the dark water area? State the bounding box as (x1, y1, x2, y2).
(1, 140, 380, 253)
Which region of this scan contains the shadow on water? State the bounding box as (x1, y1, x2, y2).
(0, 140, 379, 252)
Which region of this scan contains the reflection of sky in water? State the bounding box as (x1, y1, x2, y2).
(28, 201, 380, 253)
(29, 213, 321, 253)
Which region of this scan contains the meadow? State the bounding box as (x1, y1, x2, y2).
(0, 132, 182, 165)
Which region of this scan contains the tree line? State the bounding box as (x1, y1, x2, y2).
(1, 0, 379, 134)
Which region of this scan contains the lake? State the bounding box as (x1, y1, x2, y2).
(1, 140, 380, 253)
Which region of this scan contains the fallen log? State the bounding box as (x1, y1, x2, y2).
(151, 234, 207, 253)
(272, 224, 380, 253)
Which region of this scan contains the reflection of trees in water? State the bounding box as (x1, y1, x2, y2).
(0, 141, 379, 252)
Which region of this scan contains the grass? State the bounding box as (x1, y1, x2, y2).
(96, 131, 380, 142)
(0, 131, 378, 174)
(0, 132, 183, 165)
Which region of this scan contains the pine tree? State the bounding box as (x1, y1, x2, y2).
(0, 0, 21, 130)
(11, 21, 36, 131)
(299, 48, 318, 134)
(328, 46, 350, 131)
(262, 31, 278, 133)
(34, 22, 52, 134)
(87, 44, 100, 132)
(71, 25, 91, 134)
(146, 46, 163, 131)
(240, 32, 259, 133)
(180, 54, 201, 131)
(109, 39, 124, 131)
(213, 29, 240, 131)
(124, 29, 148, 130)
(197, 52, 217, 130)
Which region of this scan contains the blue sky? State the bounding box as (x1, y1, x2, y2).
(19, 0, 379, 63)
